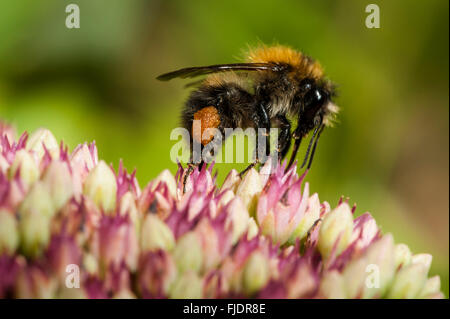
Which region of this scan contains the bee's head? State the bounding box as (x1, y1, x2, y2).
(293, 78, 334, 137)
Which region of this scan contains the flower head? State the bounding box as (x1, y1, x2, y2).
(0, 121, 444, 299)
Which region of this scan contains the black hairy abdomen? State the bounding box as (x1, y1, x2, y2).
(181, 84, 255, 134)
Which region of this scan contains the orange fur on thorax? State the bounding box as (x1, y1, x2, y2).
(247, 45, 324, 80)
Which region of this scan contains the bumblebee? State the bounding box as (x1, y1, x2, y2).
(157, 45, 338, 185)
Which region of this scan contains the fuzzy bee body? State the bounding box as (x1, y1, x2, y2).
(157, 45, 338, 176)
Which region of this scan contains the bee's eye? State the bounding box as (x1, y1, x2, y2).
(305, 88, 328, 109)
(299, 78, 314, 93)
(300, 88, 329, 126)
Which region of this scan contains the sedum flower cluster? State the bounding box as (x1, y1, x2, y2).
(0, 122, 444, 299)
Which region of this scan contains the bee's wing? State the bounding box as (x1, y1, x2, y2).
(156, 63, 284, 81)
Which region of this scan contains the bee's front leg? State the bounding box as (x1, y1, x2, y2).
(240, 103, 271, 177)
(272, 115, 292, 160)
(255, 102, 271, 158)
(183, 163, 196, 193)
(182, 161, 206, 193)
(183, 144, 204, 193)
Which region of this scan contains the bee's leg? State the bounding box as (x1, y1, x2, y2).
(255, 102, 271, 157)
(240, 104, 271, 177)
(299, 125, 321, 169)
(183, 143, 204, 193)
(239, 135, 262, 178)
(239, 160, 258, 178)
(286, 114, 325, 172)
(182, 161, 206, 193)
(305, 124, 325, 169)
(183, 162, 196, 193)
(286, 134, 302, 172)
(272, 115, 292, 160)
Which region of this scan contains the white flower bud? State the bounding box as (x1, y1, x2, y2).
(318, 203, 353, 258)
(236, 168, 263, 217)
(169, 271, 203, 299)
(8, 149, 39, 188)
(221, 169, 241, 193)
(19, 209, 51, 257)
(0, 210, 19, 254)
(226, 197, 249, 244)
(140, 214, 175, 252)
(42, 161, 73, 212)
(151, 169, 177, 199)
(19, 181, 55, 218)
(83, 160, 117, 213)
(319, 271, 346, 299)
(411, 253, 432, 275)
(119, 191, 140, 235)
(243, 251, 270, 295)
(247, 217, 259, 240)
(0, 155, 9, 174)
(26, 128, 59, 159)
(419, 276, 441, 298)
(394, 243, 412, 269)
(83, 252, 99, 275)
(386, 263, 428, 298)
(173, 232, 203, 274)
(288, 193, 321, 243)
(217, 190, 235, 209)
(363, 234, 395, 298)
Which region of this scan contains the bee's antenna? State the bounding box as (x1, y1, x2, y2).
(306, 124, 325, 169)
(300, 125, 320, 169)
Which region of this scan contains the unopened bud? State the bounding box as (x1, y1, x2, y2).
(236, 168, 263, 217)
(83, 160, 117, 213)
(19, 181, 55, 218)
(119, 191, 140, 234)
(8, 149, 39, 188)
(319, 270, 346, 299)
(221, 169, 241, 193)
(411, 253, 432, 275)
(83, 252, 99, 275)
(386, 263, 428, 298)
(19, 210, 51, 257)
(173, 232, 203, 274)
(169, 271, 203, 299)
(140, 214, 175, 252)
(288, 193, 321, 244)
(42, 161, 73, 212)
(243, 251, 270, 295)
(0, 210, 19, 254)
(226, 197, 249, 244)
(26, 128, 59, 159)
(318, 203, 353, 258)
(151, 169, 177, 199)
(419, 276, 441, 298)
(247, 217, 259, 240)
(394, 243, 412, 269)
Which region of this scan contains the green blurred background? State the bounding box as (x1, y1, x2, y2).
(0, 0, 448, 297)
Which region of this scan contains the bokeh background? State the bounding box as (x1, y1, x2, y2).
(0, 0, 448, 297)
